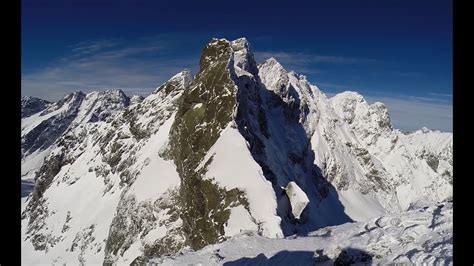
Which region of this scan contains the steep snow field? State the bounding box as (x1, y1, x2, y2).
(201, 124, 284, 238)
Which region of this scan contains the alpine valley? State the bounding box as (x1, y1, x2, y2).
(21, 38, 453, 265)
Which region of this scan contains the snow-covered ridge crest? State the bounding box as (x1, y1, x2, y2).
(153, 69, 193, 94)
(21, 68, 191, 264)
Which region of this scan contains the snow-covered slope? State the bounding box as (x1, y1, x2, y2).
(21, 90, 130, 181)
(21, 73, 191, 264)
(258, 58, 400, 223)
(330, 92, 453, 210)
(21, 37, 452, 264)
(150, 201, 452, 265)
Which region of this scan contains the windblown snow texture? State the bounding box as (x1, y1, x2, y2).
(151, 202, 453, 265)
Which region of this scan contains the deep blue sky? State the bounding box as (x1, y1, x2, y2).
(21, 0, 452, 131)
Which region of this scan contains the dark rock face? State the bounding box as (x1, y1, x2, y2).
(168, 39, 247, 250)
(170, 39, 236, 173)
(334, 248, 373, 265)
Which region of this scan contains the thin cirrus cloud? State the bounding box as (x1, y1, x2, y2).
(254, 50, 377, 74)
(69, 39, 119, 57)
(21, 39, 198, 101)
(22, 40, 452, 132)
(428, 92, 453, 98)
(22, 44, 377, 101)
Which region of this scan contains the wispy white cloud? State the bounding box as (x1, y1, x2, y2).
(22, 39, 198, 101)
(391, 71, 425, 77)
(69, 39, 119, 57)
(254, 51, 377, 76)
(254, 51, 377, 74)
(255, 51, 375, 64)
(406, 95, 452, 104)
(428, 92, 452, 98)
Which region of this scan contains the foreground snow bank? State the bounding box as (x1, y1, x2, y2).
(148, 201, 452, 265)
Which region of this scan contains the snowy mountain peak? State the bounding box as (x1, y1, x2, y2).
(258, 57, 289, 93)
(230, 37, 250, 46)
(80, 89, 130, 123)
(264, 57, 282, 66)
(64, 90, 86, 100)
(260, 57, 287, 73)
(130, 95, 144, 105)
(198, 37, 258, 77)
(38, 90, 85, 116)
(230, 37, 258, 76)
(330, 91, 371, 124)
(21, 37, 452, 265)
(21, 95, 49, 103)
(332, 90, 366, 103)
(169, 69, 193, 87)
(419, 126, 431, 133)
(100, 88, 128, 97)
(289, 71, 308, 81)
(330, 91, 393, 134)
(21, 96, 51, 118)
(153, 70, 193, 94)
(84, 88, 129, 103)
(209, 37, 230, 43)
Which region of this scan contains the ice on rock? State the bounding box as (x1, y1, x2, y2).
(285, 181, 310, 220)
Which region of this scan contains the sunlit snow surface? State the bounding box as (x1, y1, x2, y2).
(151, 202, 452, 265)
(201, 124, 284, 238)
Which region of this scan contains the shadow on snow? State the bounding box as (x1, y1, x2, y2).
(223, 248, 373, 266)
(234, 72, 353, 236)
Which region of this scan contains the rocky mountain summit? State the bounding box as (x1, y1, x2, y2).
(21, 38, 452, 265)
